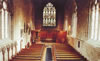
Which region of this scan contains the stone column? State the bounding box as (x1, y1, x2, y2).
(0, 10, 2, 39)
(2, 48, 5, 61)
(98, 7, 100, 40)
(11, 44, 13, 58)
(71, 10, 77, 38)
(7, 47, 10, 61)
(15, 42, 17, 55)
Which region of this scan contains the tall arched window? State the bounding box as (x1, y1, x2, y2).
(89, 0, 100, 40)
(0, 1, 11, 39)
(43, 2, 56, 26)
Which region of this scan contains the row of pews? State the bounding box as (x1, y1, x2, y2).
(9, 43, 87, 61)
(52, 43, 87, 61)
(9, 44, 44, 61)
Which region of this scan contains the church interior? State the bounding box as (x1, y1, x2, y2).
(0, 0, 100, 61)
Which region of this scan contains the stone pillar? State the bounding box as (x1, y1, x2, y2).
(20, 40, 23, 49)
(0, 11, 2, 39)
(97, 4, 100, 40)
(71, 10, 77, 38)
(15, 42, 17, 55)
(11, 44, 13, 58)
(7, 47, 10, 61)
(2, 48, 5, 61)
(88, 6, 92, 40)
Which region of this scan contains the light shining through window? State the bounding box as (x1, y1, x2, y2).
(43, 3, 56, 27)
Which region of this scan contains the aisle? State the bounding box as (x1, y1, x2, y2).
(46, 48, 52, 61)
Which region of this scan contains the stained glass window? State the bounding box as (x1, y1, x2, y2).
(43, 3, 56, 26)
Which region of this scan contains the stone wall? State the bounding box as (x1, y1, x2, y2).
(67, 36, 100, 61)
(64, 0, 100, 61)
(0, 0, 35, 61)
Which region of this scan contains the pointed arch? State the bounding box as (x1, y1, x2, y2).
(43, 2, 56, 26)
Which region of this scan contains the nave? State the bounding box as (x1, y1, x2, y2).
(0, 0, 100, 61)
(9, 43, 87, 61)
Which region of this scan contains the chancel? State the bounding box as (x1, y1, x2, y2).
(0, 0, 100, 61)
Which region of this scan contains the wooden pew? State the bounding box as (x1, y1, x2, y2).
(9, 44, 44, 61)
(52, 44, 86, 61)
(12, 59, 40, 61)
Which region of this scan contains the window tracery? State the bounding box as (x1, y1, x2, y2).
(43, 3, 56, 26)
